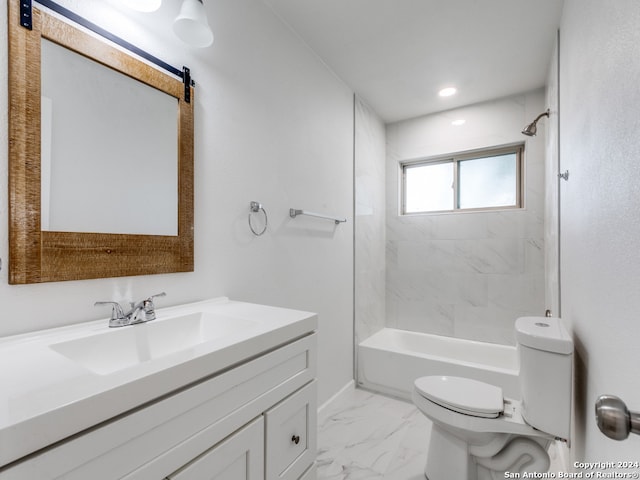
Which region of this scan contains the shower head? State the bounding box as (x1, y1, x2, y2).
(522, 109, 550, 136)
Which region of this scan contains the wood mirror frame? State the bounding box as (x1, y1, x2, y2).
(8, 3, 194, 284)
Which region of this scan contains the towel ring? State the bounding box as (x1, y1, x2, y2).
(248, 201, 268, 236)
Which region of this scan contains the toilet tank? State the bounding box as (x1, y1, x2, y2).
(516, 316, 573, 440)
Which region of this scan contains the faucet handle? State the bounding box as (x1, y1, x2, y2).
(148, 292, 167, 301)
(142, 292, 166, 321)
(95, 301, 127, 327)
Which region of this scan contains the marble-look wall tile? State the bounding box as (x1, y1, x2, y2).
(525, 238, 545, 274)
(355, 97, 387, 344)
(447, 274, 489, 307)
(432, 213, 488, 240)
(486, 211, 531, 239)
(454, 238, 525, 274)
(488, 273, 545, 312)
(397, 240, 456, 272)
(544, 35, 560, 316)
(453, 305, 520, 345)
(395, 299, 455, 336)
(385, 91, 547, 345)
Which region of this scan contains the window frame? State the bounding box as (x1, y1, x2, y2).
(400, 144, 524, 215)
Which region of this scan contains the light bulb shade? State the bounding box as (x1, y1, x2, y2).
(173, 0, 214, 48)
(120, 0, 162, 13)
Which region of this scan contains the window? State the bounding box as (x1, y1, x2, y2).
(401, 145, 523, 214)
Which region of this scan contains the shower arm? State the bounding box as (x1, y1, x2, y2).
(531, 110, 550, 124)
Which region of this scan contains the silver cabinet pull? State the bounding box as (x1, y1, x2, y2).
(595, 395, 640, 440)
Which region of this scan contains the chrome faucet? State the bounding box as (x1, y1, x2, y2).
(95, 292, 166, 328)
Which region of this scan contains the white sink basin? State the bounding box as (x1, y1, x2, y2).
(50, 312, 258, 375)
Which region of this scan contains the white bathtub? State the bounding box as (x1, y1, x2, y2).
(357, 328, 520, 401)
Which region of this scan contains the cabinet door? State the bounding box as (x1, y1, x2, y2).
(297, 463, 316, 480)
(265, 381, 317, 480)
(167, 417, 264, 480)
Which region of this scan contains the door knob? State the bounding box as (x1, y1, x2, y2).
(595, 395, 640, 440)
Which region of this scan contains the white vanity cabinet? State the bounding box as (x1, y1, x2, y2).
(0, 331, 318, 480)
(165, 417, 265, 480)
(166, 379, 317, 480)
(264, 381, 317, 480)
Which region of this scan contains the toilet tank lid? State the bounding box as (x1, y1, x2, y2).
(515, 317, 573, 354)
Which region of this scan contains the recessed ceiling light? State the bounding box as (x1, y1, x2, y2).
(451, 119, 466, 126)
(438, 87, 457, 97)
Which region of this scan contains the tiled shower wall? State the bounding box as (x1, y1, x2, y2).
(545, 36, 560, 317)
(385, 91, 547, 345)
(354, 97, 387, 345)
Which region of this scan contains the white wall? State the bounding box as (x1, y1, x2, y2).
(558, 0, 640, 462)
(385, 92, 546, 345)
(0, 0, 354, 405)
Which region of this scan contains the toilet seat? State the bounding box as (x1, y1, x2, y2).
(413, 382, 550, 438)
(414, 376, 503, 418)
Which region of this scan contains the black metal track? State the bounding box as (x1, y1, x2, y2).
(33, 0, 194, 91)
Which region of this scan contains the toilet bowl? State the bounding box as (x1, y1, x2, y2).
(412, 317, 573, 480)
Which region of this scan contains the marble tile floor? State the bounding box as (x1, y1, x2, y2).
(317, 387, 566, 480)
(317, 388, 429, 480)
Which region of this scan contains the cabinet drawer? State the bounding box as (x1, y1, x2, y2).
(265, 381, 317, 480)
(167, 417, 264, 480)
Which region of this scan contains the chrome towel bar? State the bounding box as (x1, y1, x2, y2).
(289, 209, 346, 225)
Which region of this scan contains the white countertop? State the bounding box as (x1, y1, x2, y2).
(0, 297, 317, 468)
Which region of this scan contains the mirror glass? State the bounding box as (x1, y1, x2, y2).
(40, 38, 178, 236)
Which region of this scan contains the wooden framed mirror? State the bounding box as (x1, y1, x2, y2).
(8, 2, 194, 284)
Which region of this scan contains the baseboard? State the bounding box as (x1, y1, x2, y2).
(317, 380, 355, 422)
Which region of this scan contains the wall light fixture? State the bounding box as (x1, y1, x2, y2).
(120, 0, 213, 48)
(173, 0, 214, 48)
(120, 0, 162, 13)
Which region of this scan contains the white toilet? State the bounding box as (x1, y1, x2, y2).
(412, 316, 573, 480)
